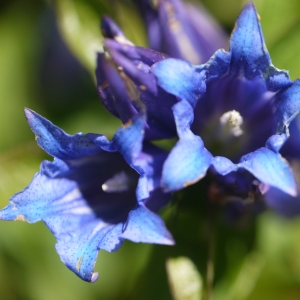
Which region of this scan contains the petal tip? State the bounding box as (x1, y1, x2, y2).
(90, 272, 99, 283)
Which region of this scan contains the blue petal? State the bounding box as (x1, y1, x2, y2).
(0, 154, 138, 282)
(54, 221, 123, 283)
(264, 186, 300, 218)
(204, 2, 290, 89)
(104, 39, 158, 94)
(89, 114, 171, 211)
(137, 0, 226, 64)
(24, 108, 104, 160)
(101, 16, 132, 45)
(1, 111, 172, 282)
(266, 134, 288, 153)
(122, 205, 174, 245)
(274, 79, 300, 133)
(96, 53, 139, 124)
(238, 147, 297, 196)
(89, 113, 145, 171)
(152, 58, 206, 108)
(162, 101, 213, 192)
(229, 1, 270, 77)
(281, 116, 300, 159)
(96, 41, 178, 140)
(211, 156, 237, 175)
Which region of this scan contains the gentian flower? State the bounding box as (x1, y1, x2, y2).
(150, 1, 300, 215)
(97, 16, 180, 140)
(0, 109, 174, 282)
(96, 5, 211, 140)
(134, 0, 227, 64)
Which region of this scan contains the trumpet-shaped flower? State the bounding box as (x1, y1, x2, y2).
(151, 2, 300, 214)
(0, 109, 173, 282)
(96, 15, 206, 140)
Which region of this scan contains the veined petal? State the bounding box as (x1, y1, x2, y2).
(24, 108, 104, 160)
(204, 1, 290, 90)
(229, 1, 270, 76)
(96, 53, 139, 124)
(274, 79, 300, 133)
(104, 39, 158, 94)
(54, 221, 123, 283)
(122, 205, 174, 245)
(162, 101, 213, 192)
(96, 17, 178, 140)
(89, 113, 145, 170)
(238, 147, 297, 196)
(135, 0, 227, 64)
(1, 110, 172, 282)
(152, 58, 206, 107)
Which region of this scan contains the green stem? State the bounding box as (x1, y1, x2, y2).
(206, 201, 215, 300)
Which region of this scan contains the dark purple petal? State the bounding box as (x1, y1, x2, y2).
(264, 186, 300, 218)
(101, 15, 133, 45)
(135, 0, 227, 64)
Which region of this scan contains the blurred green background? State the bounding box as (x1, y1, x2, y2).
(1, 0, 300, 299)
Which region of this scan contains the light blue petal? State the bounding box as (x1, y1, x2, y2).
(25, 108, 104, 160)
(238, 147, 297, 196)
(274, 79, 300, 133)
(54, 220, 123, 282)
(0, 152, 139, 282)
(265, 134, 288, 153)
(162, 101, 213, 192)
(152, 58, 206, 107)
(211, 156, 237, 175)
(121, 205, 174, 245)
(89, 113, 145, 172)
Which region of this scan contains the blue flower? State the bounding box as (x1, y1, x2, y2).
(96, 14, 207, 140)
(151, 2, 300, 215)
(134, 0, 227, 64)
(0, 109, 174, 282)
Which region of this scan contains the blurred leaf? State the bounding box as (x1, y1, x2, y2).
(0, 1, 44, 151)
(55, 0, 103, 77)
(254, 0, 300, 48)
(246, 213, 300, 300)
(253, 0, 300, 80)
(114, 1, 147, 46)
(214, 252, 264, 300)
(166, 256, 203, 300)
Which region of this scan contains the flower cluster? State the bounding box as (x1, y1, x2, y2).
(1, 0, 300, 283)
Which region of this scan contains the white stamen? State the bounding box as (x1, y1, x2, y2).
(102, 171, 131, 193)
(219, 110, 244, 137)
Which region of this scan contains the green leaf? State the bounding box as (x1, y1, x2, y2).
(55, 0, 103, 77)
(166, 256, 203, 300)
(253, 0, 300, 80)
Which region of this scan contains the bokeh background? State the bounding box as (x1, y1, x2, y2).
(1, 0, 300, 299)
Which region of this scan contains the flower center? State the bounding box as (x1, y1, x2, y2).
(219, 110, 244, 137)
(102, 171, 134, 193)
